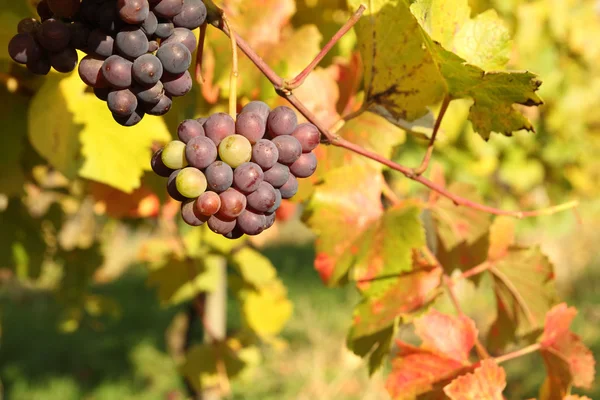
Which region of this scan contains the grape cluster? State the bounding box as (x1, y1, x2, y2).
(151, 102, 320, 238)
(8, 0, 207, 126)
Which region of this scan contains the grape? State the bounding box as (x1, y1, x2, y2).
(172, 0, 207, 29)
(204, 113, 235, 146)
(116, 26, 149, 59)
(27, 57, 51, 75)
(132, 54, 163, 86)
(113, 107, 145, 126)
(207, 215, 236, 235)
(145, 93, 172, 115)
(94, 87, 110, 101)
(181, 199, 209, 226)
(8, 33, 41, 65)
(264, 212, 276, 230)
(194, 191, 221, 216)
(205, 161, 233, 193)
(196, 117, 207, 125)
(17, 18, 41, 34)
(162, 140, 188, 169)
(154, 18, 175, 38)
(151, 148, 174, 177)
(141, 12, 158, 37)
(186, 136, 217, 169)
(251, 139, 279, 170)
(78, 55, 107, 87)
(272, 135, 302, 165)
(37, 18, 71, 52)
(156, 42, 191, 75)
(69, 22, 90, 50)
(134, 81, 163, 104)
(218, 135, 252, 168)
(233, 162, 263, 194)
(267, 189, 282, 213)
(237, 209, 266, 236)
(118, 0, 150, 24)
(161, 27, 197, 53)
(153, 0, 184, 18)
(267, 106, 298, 137)
(175, 167, 207, 198)
(241, 101, 270, 122)
(279, 174, 298, 199)
(36, 1, 53, 21)
(97, 2, 122, 34)
(178, 119, 205, 143)
(263, 163, 289, 188)
(292, 123, 320, 153)
(235, 112, 266, 144)
(108, 89, 138, 117)
(167, 169, 186, 201)
(102, 55, 133, 89)
(247, 181, 277, 213)
(289, 152, 317, 178)
(48, 0, 80, 18)
(224, 226, 244, 239)
(148, 40, 159, 52)
(49, 47, 78, 73)
(217, 188, 246, 219)
(88, 29, 115, 58)
(162, 71, 192, 97)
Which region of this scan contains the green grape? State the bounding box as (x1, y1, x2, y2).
(161, 140, 188, 169)
(175, 167, 207, 198)
(218, 134, 252, 168)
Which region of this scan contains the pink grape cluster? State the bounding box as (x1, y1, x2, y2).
(151, 102, 320, 238)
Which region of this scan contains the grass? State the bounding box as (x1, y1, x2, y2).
(0, 242, 598, 399)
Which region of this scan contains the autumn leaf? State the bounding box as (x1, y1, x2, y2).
(443, 359, 506, 400)
(240, 280, 293, 338)
(539, 303, 595, 400)
(90, 183, 160, 219)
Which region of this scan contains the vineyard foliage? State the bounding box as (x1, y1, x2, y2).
(0, 0, 599, 399)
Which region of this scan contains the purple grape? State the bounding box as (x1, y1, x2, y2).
(233, 162, 264, 194)
(49, 47, 78, 73)
(69, 22, 90, 50)
(161, 27, 197, 53)
(205, 161, 233, 193)
(151, 148, 174, 177)
(141, 12, 158, 37)
(208, 215, 236, 235)
(96, 2, 122, 34)
(251, 139, 279, 170)
(148, 40, 159, 52)
(181, 199, 209, 226)
(279, 174, 298, 199)
(272, 135, 302, 165)
(194, 191, 221, 216)
(267, 189, 282, 213)
(133, 54, 163, 86)
(37, 18, 70, 52)
(246, 181, 277, 213)
(289, 152, 317, 178)
(108, 89, 138, 117)
(217, 188, 246, 219)
(88, 29, 114, 58)
(102, 55, 133, 89)
(241, 101, 270, 122)
(8, 33, 41, 65)
(118, 0, 150, 24)
(237, 209, 266, 236)
(264, 212, 276, 230)
(235, 112, 266, 144)
(17, 18, 41, 34)
(78, 55, 107, 87)
(185, 136, 217, 169)
(153, 0, 185, 17)
(144, 93, 172, 115)
(37, 1, 53, 21)
(133, 81, 164, 104)
(162, 71, 192, 97)
(178, 119, 205, 143)
(113, 107, 145, 127)
(26, 57, 51, 75)
(204, 113, 235, 146)
(172, 0, 207, 29)
(116, 26, 149, 59)
(292, 123, 320, 153)
(267, 106, 298, 137)
(156, 42, 191, 74)
(154, 18, 175, 38)
(167, 169, 186, 201)
(224, 226, 244, 239)
(263, 163, 289, 188)
(48, 0, 80, 17)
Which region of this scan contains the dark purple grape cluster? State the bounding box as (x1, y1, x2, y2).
(151, 102, 320, 239)
(8, 0, 206, 127)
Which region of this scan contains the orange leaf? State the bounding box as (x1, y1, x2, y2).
(488, 217, 515, 260)
(90, 182, 160, 219)
(443, 359, 506, 400)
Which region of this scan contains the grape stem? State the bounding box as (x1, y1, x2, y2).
(412, 96, 450, 176)
(194, 22, 208, 84)
(222, 15, 238, 119)
(213, 9, 579, 219)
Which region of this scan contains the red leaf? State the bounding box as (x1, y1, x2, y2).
(414, 310, 478, 363)
(443, 359, 506, 400)
(539, 303, 596, 399)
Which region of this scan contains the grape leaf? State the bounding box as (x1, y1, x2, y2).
(347, 0, 543, 139)
(231, 247, 277, 289)
(488, 216, 515, 261)
(241, 280, 293, 338)
(28, 72, 171, 193)
(443, 359, 506, 400)
(89, 183, 160, 219)
(347, 324, 396, 375)
(539, 304, 595, 399)
(0, 86, 28, 196)
(385, 310, 479, 399)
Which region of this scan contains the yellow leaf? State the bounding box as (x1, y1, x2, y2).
(242, 281, 293, 337)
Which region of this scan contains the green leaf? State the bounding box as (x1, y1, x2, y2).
(0, 87, 28, 196)
(347, 324, 396, 375)
(350, 205, 426, 298)
(231, 247, 277, 289)
(147, 255, 220, 305)
(347, 0, 543, 139)
(28, 71, 171, 193)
